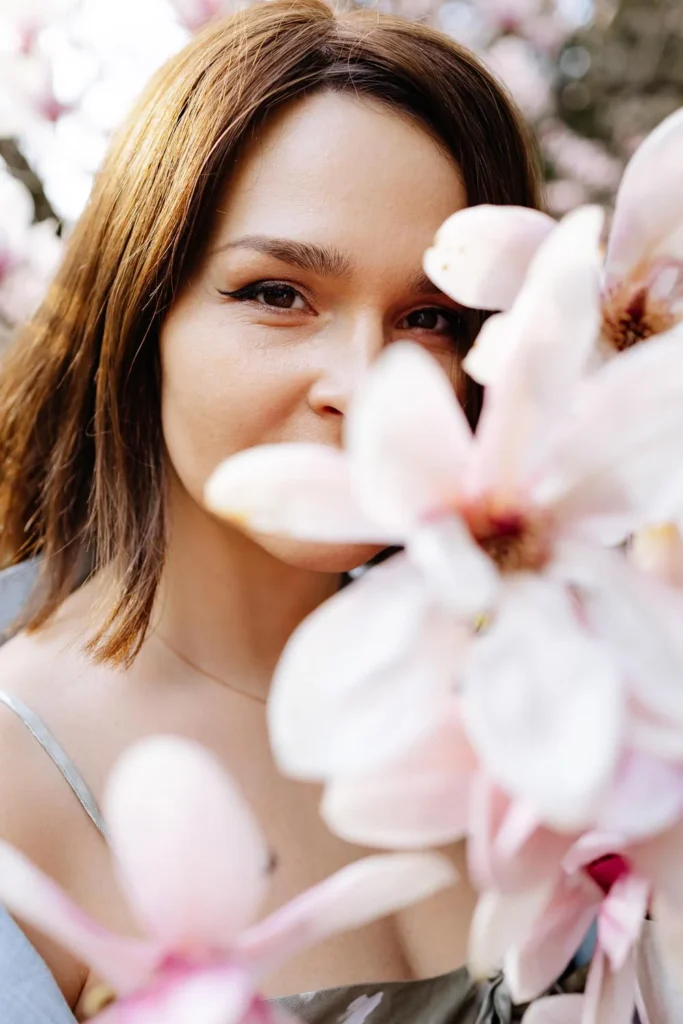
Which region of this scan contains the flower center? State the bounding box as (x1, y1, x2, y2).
(463, 503, 551, 573)
(584, 853, 630, 894)
(602, 276, 678, 352)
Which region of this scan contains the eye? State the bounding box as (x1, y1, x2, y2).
(398, 307, 464, 337)
(219, 281, 308, 311)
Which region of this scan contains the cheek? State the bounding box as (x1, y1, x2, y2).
(159, 308, 306, 502)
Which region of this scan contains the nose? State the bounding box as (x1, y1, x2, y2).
(307, 312, 386, 420)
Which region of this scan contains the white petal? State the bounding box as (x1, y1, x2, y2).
(636, 916, 683, 1022)
(205, 444, 390, 543)
(598, 872, 648, 972)
(423, 205, 555, 311)
(321, 710, 475, 848)
(540, 322, 683, 538)
(571, 549, 683, 725)
(95, 965, 254, 1024)
(105, 737, 268, 951)
(408, 517, 500, 618)
(583, 944, 637, 1024)
(268, 554, 464, 780)
(468, 882, 555, 980)
(461, 311, 511, 386)
(346, 343, 473, 534)
(506, 872, 601, 1003)
(0, 841, 157, 994)
(237, 853, 456, 978)
(607, 108, 683, 276)
(596, 752, 683, 841)
(462, 576, 623, 830)
(466, 206, 603, 393)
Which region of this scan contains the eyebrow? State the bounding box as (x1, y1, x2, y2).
(212, 234, 448, 298)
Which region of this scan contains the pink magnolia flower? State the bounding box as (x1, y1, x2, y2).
(0, 736, 455, 1023)
(205, 244, 683, 829)
(424, 107, 683, 376)
(482, 827, 683, 1024)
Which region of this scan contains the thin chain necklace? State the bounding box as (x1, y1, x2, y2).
(153, 632, 269, 705)
(152, 632, 278, 874)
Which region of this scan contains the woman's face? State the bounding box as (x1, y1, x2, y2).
(160, 90, 467, 571)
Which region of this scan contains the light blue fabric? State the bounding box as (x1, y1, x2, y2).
(0, 905, 76, 1023)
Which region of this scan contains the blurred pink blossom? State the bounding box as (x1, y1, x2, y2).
(428, 109, 683, 372)
(0, 163, 62, 327)
(0, 736, 455, 1024)
(206, 235, 683, 829)
(485, 36, 551, 120)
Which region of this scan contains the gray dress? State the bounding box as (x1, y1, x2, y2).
(0, 563, 581, 1023)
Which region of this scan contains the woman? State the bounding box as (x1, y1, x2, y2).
(0, 1, 548, 1020)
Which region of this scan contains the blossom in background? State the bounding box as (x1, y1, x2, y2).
(0, 0, 75, 52)
(425, 107, 683, 379)
(167, 0, 248, 32)
(206, 205, 683, 830)
(0, 163, 61, 326)
(0, 736, 455, 1023)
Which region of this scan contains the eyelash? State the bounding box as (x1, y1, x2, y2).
(218, 280, 466, 338)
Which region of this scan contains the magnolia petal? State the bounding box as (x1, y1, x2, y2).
(468, 882, 555, 980)
(629, 823, 683, 911)
(346, 343, 473, 534)
(505, 873, 601, 1003)
(0, 841, 157, 994)
(321, 710, 476, 848)
(423, 205, 555, 311)
(205, 444, 390, 543)
(583, 944, 637, 1024)
(540, 323, 683, 539)
(461, 312, 511, 386)
(521, 995, 583, 1024)
(636, 916, 683, 1023)
(237, 853, 456, 978)
(570, 549, 683, 726)
(607, 108, 683, 277)
(269, 555, 464, 780)
(105, 737, 268, 951)
(467, 775, 574, 893)
(598, 872, 648, 972)
(462, 576, 622, 831)
(467, 207, 603, 394)
(93, 964, 253, 1024)
(408, 517, 500, 618)
(596, 751, 683, 841)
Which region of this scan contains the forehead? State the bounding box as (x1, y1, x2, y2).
(210, 90, 467, 271)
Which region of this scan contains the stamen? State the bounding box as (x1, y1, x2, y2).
(463, 504, 551, 573)
(602, 280, 677, 352)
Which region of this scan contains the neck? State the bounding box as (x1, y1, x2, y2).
(150, 474, 341, 699)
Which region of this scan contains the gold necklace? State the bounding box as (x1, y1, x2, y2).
(152, 633, 269, 705)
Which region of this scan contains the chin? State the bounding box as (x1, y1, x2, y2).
(252, 533, 385, 574)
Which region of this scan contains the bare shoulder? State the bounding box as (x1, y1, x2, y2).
(0, 629, 101, 1007)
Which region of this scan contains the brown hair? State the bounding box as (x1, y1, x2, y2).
(0, 0, 542, 663)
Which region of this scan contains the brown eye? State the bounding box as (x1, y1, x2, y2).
(219, 281, 308, 310)
(399, 307, 463, 335)
(256, 284, 304, 309)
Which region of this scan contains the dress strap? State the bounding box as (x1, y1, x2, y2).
(0, 692, 109, 843)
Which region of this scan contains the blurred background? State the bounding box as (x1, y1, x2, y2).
(0, 0, 681, 343)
